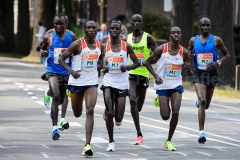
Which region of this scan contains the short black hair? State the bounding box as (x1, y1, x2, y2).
(38, 21, 42, 26)
(55, 13, 67, 22)
(199, 17, 211, 25)
(84, 20, 96, 28)
(110, 18, 121, 28)
(170, 26, 181, 33)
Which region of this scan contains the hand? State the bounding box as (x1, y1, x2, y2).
(206, 62, 217, 70)
(102, 65, 109, 73)
(184, 62, 191, 72)
(120, 65, 128, 72)
(40, 49, 48, 57)
(70, 70, 80, 79)
(155, 75, 163, 85)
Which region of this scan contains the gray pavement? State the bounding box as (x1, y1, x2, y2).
(0, 57, 240, 160)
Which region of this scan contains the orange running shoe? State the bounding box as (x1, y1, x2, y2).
(134, 136, 143, 145)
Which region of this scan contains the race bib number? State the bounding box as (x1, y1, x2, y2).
(136, 53, 144, 64)
(107, 56, 123, 74)
(163, 64, 181, 80)
(54, 48, 69, 64)
(80, 53, 98, 71)
(197, 53, 213, 70)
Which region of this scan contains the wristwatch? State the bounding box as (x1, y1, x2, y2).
(216, 60, 222, 66)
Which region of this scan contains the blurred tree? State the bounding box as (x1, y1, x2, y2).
(125, 0, 142, 33)
(27, 0, 55, 58)
(171, 0, 193, 49)
(0, 0, 15, 53)
(17, 0, 30, 56)
(199, 0, 235, 86)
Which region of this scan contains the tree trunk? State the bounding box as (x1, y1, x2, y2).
(125, 0, 142, 33)
(27, 0, 54, 58)
(17, 0, 30, 56)
(0, 0, 15, 53)
(199, 0, 235, 86)
(171, 0, 193, 81)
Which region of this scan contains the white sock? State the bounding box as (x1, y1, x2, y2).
(199, 130, 204, 134)
(53, 126, 58, 131)
(60, 118, 65, 122)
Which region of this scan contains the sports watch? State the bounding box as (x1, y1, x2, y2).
(216, 60, 222, 66)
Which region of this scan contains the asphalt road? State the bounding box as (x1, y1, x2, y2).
(0, 57, 240, 160)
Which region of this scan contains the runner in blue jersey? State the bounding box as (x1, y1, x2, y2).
(188, 17, 230, 143)
(41, 13, 77, 141)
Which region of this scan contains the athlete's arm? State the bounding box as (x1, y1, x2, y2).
(188, 37, 195, 58)
(145, 45, 164, 84)
(182, 47, 192, 75)
(97, 43, 105, 71)
(69, 30, 77, 42)
(215, 36, 231, 64)
(41, 34, 51, 57)
(147, 34, 157, 52)
(59, 40, 81, 79)
(122, 43, 140, 72)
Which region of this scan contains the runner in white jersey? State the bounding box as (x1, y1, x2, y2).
(59, 21, 104, 157)
(145, 26, 192, 151)
(101, 19, 140, 152)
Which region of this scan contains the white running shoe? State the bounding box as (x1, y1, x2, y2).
(106, 142, 115, 152)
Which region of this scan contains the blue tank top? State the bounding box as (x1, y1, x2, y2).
(193, 34, 218, 72)
(46, 31, 72, 75)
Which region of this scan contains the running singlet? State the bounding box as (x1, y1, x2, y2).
(193, 34, 218, 72)
(127, 32, 151, 77)
(102, 40, 129, 90)
(46, 30, 72, 75)
(154, 43, 184, 90)
(68, 37, 101, 86)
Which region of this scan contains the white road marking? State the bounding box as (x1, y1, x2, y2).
(138, 145, 150, 149)
(18, 85, 25, 88)
(95, 152, 110, 157)
(4, 79, 10, 82)
(36, 88, 45, 91)
(69, 122, 81, 127)
(93, 144, 103, 148)
(175, 152, 187, 156)
(27, 92, 33, 95)
(31, 96, 38, 100)
(36, 101, 44, 106)
(14, 82, 24, 85)
(26, 85, 34, 88)
(44, 110, 62, 115)
(216, 148, 228, 152)
(23, 88, 29, 91)
(196, 151, 211, 156)
(42, 153, 49, 158)
(41, 144, 49, 148)
(125, 152, 138, 156)
(80, 137, 108, 143)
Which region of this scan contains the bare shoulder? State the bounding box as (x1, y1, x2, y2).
(190, 37, 195, 43)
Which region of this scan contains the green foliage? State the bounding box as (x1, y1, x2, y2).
(71, 25, 84, 38)
(142, 11, 170, 39)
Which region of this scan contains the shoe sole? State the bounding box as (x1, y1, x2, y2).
(106, 149, 115, 152)
(198, 137, 206, 143)
(84, 150, 93, 156)
(134, 141, 142, 145)
(62, 122, 69, 129)
(52, 133, 60, 141)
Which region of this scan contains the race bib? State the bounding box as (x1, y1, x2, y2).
(163, 64, 181, 80)
(54, 48, 69, 64)
(80, 53, 98, 71)
(197, 53, 213, 70)
(136, 53, 144, 63)
(107, 56, 124, 74)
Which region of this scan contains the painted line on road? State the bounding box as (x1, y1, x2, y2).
(196, 151, 211, 156)
(4, 79, 10, 82)
(27, 92, 34, 95)
(42, 153, 49, 158)
(96, 152, 110, 157)
(93, 144, 104, 148)
(175, 152, 187, 156)
(216, 148, 228, 152)
(125, 152, 138, 156)
(41, 144, 49, 148)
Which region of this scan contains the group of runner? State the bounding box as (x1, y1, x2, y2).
(39, 13, 230, 156)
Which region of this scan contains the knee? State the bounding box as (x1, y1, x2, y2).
(172, 110, 179, 117)
(86, 106, 94, 116)
(129, 97, 136, 106)
(115, 116, 123, 123)
(106, 111, 114, 118)
(199, 98, 207, 108)
(74, 112, 82, 118)
(51, 92, 60, 101)
(161, 113, 170, 120)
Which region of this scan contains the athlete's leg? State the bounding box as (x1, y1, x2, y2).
(84, 87, 97, 145)
(48, 76, 61, 126)
(136, 86, 147, 112)
(205, 87, 215, 109)
(167, 92, 182, 141)
(61, 94, 68, 118)
(71, 91, 84, 117)
(114, 97, 126, 124)
(129, 80, 141, 133)
(194, 83, 207, 131)
(159, 96, 171, 120)
(103, 88, 115, 143)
